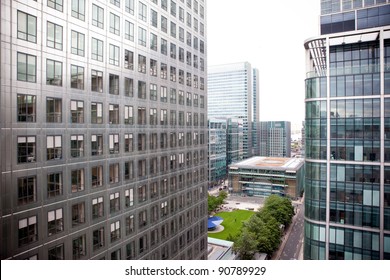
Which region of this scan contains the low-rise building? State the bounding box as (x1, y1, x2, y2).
(228, 157, 305, 199)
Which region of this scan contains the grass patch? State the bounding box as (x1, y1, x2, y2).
(208, 210, 255, 240)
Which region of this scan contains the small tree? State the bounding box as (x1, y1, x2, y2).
(232, 229, 258, 260)
(207, 191, 228, 215)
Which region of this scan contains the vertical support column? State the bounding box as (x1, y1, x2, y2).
(325, 36, 331, 260)
(379, 29, 385, 260)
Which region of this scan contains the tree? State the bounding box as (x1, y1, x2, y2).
(232, 229, 258, 260)
(232, 195, 295, 259)
(207, 191, 228, 215)
(261, 195, 294, 226)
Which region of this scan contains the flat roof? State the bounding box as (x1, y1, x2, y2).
(229, 157, 304, 172)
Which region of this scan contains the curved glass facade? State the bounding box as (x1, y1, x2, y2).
(304, 31, 390, 259)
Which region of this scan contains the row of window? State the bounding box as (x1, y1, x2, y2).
(17, 133, 207, 164)
(18, 52, 205, 92)
(18, 5, 205, 55)
(32, 228, 207, 260)
(18, 95, 205, 128)
(18, 208, 207, 260)
(18, 164, 206, 207)
(19, 189, 205, 238)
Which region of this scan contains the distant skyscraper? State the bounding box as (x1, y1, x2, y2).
(208, 118, 228, 185)
(259, 121, 291, 158)
(0, 0, 208, 260)
(208, 62, 257, 159)
(304, 0, 390, 260)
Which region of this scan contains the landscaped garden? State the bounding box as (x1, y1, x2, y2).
(207, 209, 255, 240)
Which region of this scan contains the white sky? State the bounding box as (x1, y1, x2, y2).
(206, 0, 321, 127)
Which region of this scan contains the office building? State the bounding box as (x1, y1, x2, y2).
(0, 0, 208, 260)
(304, 0, 390, 260)
(228, 157, 305, 199)
(259, 121, 291, 158)
(208, 118, 228, 185)
(208, 62, 258, 159)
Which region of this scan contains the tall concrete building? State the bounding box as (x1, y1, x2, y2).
(259, 121, 291, 158)
(304, 0, 390, 260)
(0, 0, 208, 260)
(208, 62, 257, 159)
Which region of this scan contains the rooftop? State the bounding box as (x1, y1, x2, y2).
(229, 157, 305, 172)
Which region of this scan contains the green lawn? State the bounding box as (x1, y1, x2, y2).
(208, 210, 255, 240)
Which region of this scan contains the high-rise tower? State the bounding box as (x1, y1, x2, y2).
(207, 62, 257, 159)
(0, 0, 208, 260)
(304, 0, 390, 260)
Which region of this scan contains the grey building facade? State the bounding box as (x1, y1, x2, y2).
(259, 121, 291, 158)
(304, 0, 390, 260)
(0, 0, 208, 260)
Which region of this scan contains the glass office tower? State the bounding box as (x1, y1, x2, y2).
(0, 0, 208, 260)
(304, 0, 390, 259)
(208, 62, 257, 159)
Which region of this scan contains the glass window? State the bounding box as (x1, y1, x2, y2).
(17, 94, 36, 122)
(151, 9, 158, 27)
(125, 20, 134, 41)
(109, 74, 119, 95)
(46, 59, 62, 86)
(48, 208, 64, 236)
(138, 27, 147, 46)
(47, 0, 63, 12)
(17, 136, 36, 163)
(46, 97, 62, 123)
(71, 0, 85, 21)
(110, 0, 120, 7)
(70, 135, 84, 158)
(138, 81, 146, 99)
(71, 65, 84, 89)
(46, 135, 62, 160)
(92, 4, 104, 29)
(126, 0, 134, 14)
(47, 22, 62, 50)
(71, 100, 84, 123)
(124, 105, 134, 124)
(92, 197, 104, 219)
(91, 38, 103, 62)
(109, 104, 119, 124)
(18, 176, 36, 205)
(139, 2, 147, 21)
(17, 52, 36, 83)
(124, 134, 134, 152)
(48, 244, 64, 260)
(91, 135, 103, 157)
(93, 227, 104, 251)
(72, 234, 86, 259)
(124, 49, 134, 70)
(18, 216, 37, 246)
(138, 54, 146, 73)
(109, 44, 119, 66)
(91, 102, 103, 124)
(47, 172, 63, 198)
(161, 15, 167, 33)
(72, 202, 85, 226)
(110, 13, 120, 35)
(17, 11, 37, 43)
(150, 33, 158, 51)
(71, 169, 84, 193)
(124, 77, 134, 97)
(71, 30, 84, 56)
(91, 70, 103, 92)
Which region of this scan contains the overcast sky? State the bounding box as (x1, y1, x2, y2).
(206, 0, 321, 126)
